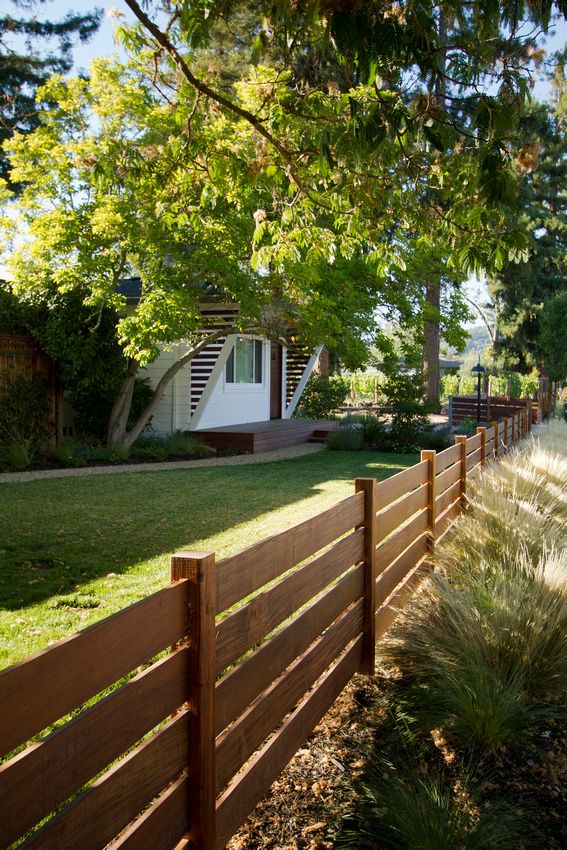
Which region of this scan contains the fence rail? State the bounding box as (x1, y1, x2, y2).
(448, 392, 549, 428)
(0, 408, 531, 850)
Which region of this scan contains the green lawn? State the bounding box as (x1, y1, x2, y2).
(0, 450, 416, 669)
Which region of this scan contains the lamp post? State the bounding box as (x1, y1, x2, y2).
(471, 360, 486, 424)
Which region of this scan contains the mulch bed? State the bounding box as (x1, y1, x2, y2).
(226, 669, 567, 849)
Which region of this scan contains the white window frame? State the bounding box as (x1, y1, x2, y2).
(225, 337, 264, 386)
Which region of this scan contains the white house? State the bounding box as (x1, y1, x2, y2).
(141, 305, 323, 436)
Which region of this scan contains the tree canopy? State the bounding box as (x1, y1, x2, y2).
(1, 1, 566, 444)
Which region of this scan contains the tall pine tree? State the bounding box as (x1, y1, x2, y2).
(489, 59, 567, 371)
(0, 0, 101, 185)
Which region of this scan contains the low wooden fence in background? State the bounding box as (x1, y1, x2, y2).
(449, 390, 553, 428)
(0, 410, 531, 850)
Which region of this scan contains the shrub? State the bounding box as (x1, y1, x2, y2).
(130, 431, 216, 461)
(54, 440, 89, 468)
(326, 427, 363, 451)
(295, 373, 350, 419)
(419, 427, 452, 451)
(455, 416, 478, 436)
(357, 415, 388, 450)
(0, 372, 54, 468)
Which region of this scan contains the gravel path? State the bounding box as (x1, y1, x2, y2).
(0, 443, 325, 485)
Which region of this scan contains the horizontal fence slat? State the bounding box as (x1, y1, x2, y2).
(216, 493, 364, 613)
(375, 460, 428, 511)
(465, 433, 482, 454)
(435, 480, 461, 517)
(434, 443, 461, 474)
(215, 564, 364, 735)
(466, 446, 482, 471)
(110, 773, 189, 850)
(0, 582, 188, 758)
(375, 533, 428, 607)
(215, 529, 364, 674)
(375, 559, 428, 639)
(21, 712, 190, 850)
(435, 461, 461, 497)
(0, 648, 188, 847)
(376, 484, 428, 543)
(375, 509, 428, 574)
(468, 463, 482, 482)
(435, 500, 461, 539)
(216, 599, 364, 792)
(215, 635, 364, 850)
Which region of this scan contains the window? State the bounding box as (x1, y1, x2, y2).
(225, 338, 263, 384)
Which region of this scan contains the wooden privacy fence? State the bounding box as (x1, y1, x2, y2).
(0, 409, 530, 850)
(0, 334, 62, 439)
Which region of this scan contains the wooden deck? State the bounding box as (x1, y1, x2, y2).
(193, 419, 340, 453)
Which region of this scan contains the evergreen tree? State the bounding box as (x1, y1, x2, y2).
(0, 0, 101, 185)
(489, 64, 567, 371)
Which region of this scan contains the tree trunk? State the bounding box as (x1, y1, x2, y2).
(423, 7, 447, 412)
(106, 361, 139, 447)
(112, 329, 243, 448)
(424, 281, 440, 408)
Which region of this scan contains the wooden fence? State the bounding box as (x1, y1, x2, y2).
(448, 389, 553, 428)
(0, 334, 62, 439)
(0, 409, 531, 850)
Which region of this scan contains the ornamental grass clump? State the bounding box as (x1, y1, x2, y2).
(338, 736, 526, 850)
(383, 422, 567, 754)
(382, 572, 548, 753)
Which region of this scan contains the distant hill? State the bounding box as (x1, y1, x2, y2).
(463, 324, 491, 355)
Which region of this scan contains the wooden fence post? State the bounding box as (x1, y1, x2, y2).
(527, 399, 533, 431)
(455, 435, 468, 506)
(477, 426, 487, 466)
(171, 551, 216, 850)
(421, 450, 437, 558)
(355, 478, 377, 676)
(491, 421, 499, 458)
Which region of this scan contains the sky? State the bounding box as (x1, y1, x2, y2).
(5, 2, 567, 99)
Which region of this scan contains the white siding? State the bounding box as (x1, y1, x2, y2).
(142, 343, 192, 435)
(191, 337, 270, 430)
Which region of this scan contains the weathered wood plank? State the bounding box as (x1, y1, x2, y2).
(467, 463, 482, 482)
(216, 600, 364, 792)
(0, 648, 188, 847)
(215, 636, 364, 850)
(215, 565, 364, 735)
(434, 443, 461, 474)
(21, 712, 190, 850)
(435, 500, 462, 538)
(435, 461, 461, 497)
(465, 433, 482, 454)
(375, 484, 428, 544)
(375, 559, 429, 639)
(375, 509, 428, 574)
(216, 530, 364, 674)
(466, 446, 482, 471)
(216, 493, 364, 614)
(375, 461, 429, 511)
(0, 582, 188, 758)
(435, 480, 461, 517)
(110, 773, 190, 850)
(375, 533, 428, 607)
